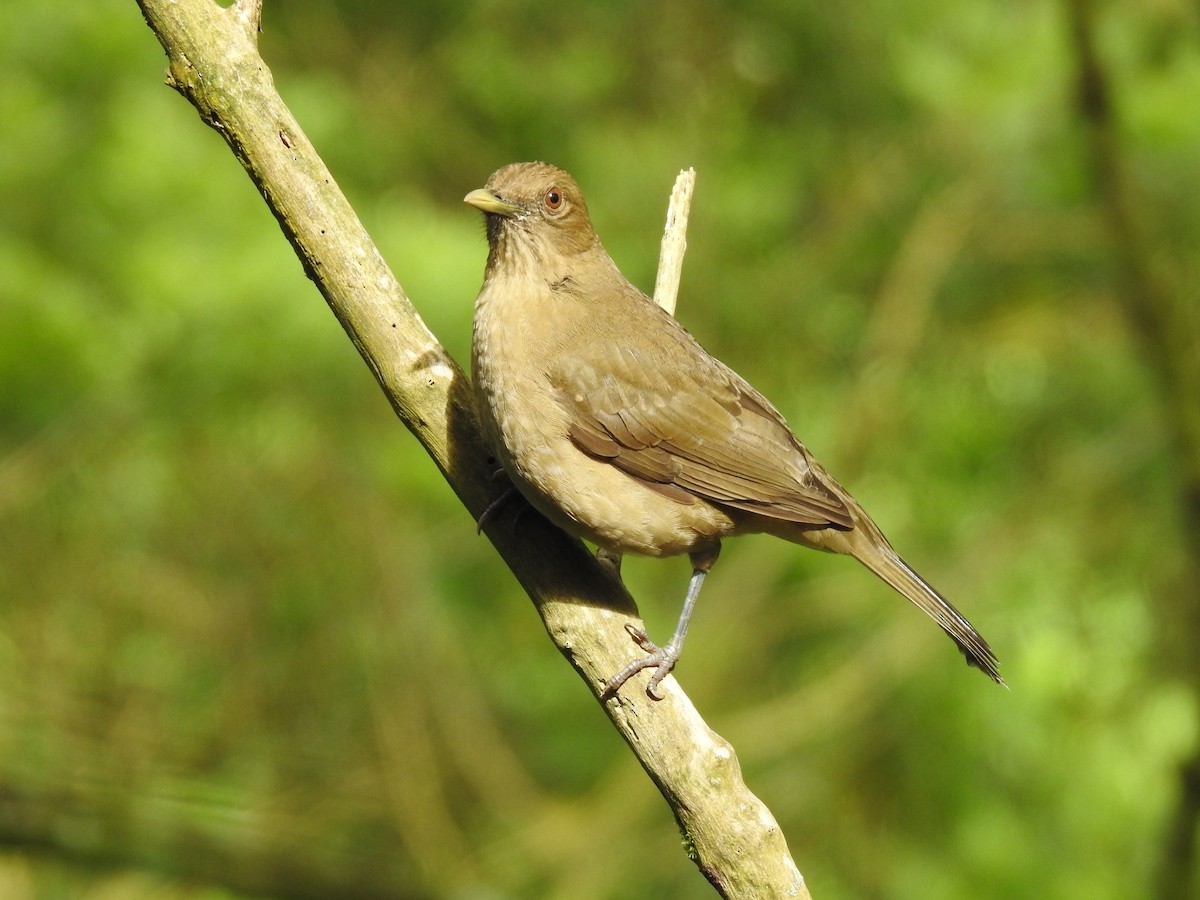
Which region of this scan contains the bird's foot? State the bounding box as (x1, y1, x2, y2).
(476, 469, 525, 533)
(475, 486, 516, 533)
(603, 624, 679, 701)
(595, 547, 623, 577)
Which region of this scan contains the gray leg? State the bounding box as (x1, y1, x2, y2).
(603, 567, 708, 701)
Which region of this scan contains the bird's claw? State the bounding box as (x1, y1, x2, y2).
(595, 547, 624, 576)
(475, 468, 533, 534)
(602, 624, 679, 701)
(623, 622, 656, 652)
(475, 485, 516, 533)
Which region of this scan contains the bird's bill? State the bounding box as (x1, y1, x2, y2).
(463, 188, 523, 218)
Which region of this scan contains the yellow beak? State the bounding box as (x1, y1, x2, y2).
(464, 188, 523, 218)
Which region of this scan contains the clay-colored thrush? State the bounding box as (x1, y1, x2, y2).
(466, 161, 1002, 699)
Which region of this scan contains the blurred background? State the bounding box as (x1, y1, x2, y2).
(2, 0, 1198, 897)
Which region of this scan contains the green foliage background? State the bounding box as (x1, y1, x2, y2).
(1, 1, 1198, 897)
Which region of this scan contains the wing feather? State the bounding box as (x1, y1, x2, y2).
(552, 304, 854, 531)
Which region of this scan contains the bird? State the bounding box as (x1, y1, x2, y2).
(464, 161, 1002, 700)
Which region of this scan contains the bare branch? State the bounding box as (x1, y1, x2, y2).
(654, 167, 696, 316)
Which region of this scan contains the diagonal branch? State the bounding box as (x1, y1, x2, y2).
(133, 0, 811, 897)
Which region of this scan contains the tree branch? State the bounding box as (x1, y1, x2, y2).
(654, 167, 696, 316)
(133, 1, 809, 896)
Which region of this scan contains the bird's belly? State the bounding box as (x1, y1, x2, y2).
(474, 346, 732, 558)
(510, 443, 733, 558)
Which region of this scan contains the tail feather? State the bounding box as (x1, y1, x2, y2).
(860, 546, 1004, 685)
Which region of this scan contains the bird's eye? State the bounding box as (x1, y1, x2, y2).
(544, 189, 563, 211)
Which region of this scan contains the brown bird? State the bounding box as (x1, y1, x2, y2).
(465, 161, 1002, 699)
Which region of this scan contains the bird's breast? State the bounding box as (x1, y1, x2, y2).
(471, 278, 573, 486)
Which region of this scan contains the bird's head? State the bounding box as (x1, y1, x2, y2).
(465, 162, 604, 278)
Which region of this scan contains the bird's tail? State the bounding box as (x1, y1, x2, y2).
(856, 539, 1004, 685)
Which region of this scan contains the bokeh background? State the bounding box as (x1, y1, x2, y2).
(2, 1, 1198, 897)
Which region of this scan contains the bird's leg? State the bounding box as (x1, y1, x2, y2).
(603, 568, 707, 700)
(603, 545, 719, 701)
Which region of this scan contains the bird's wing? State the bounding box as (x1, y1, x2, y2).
(549, 309, 854, 529)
